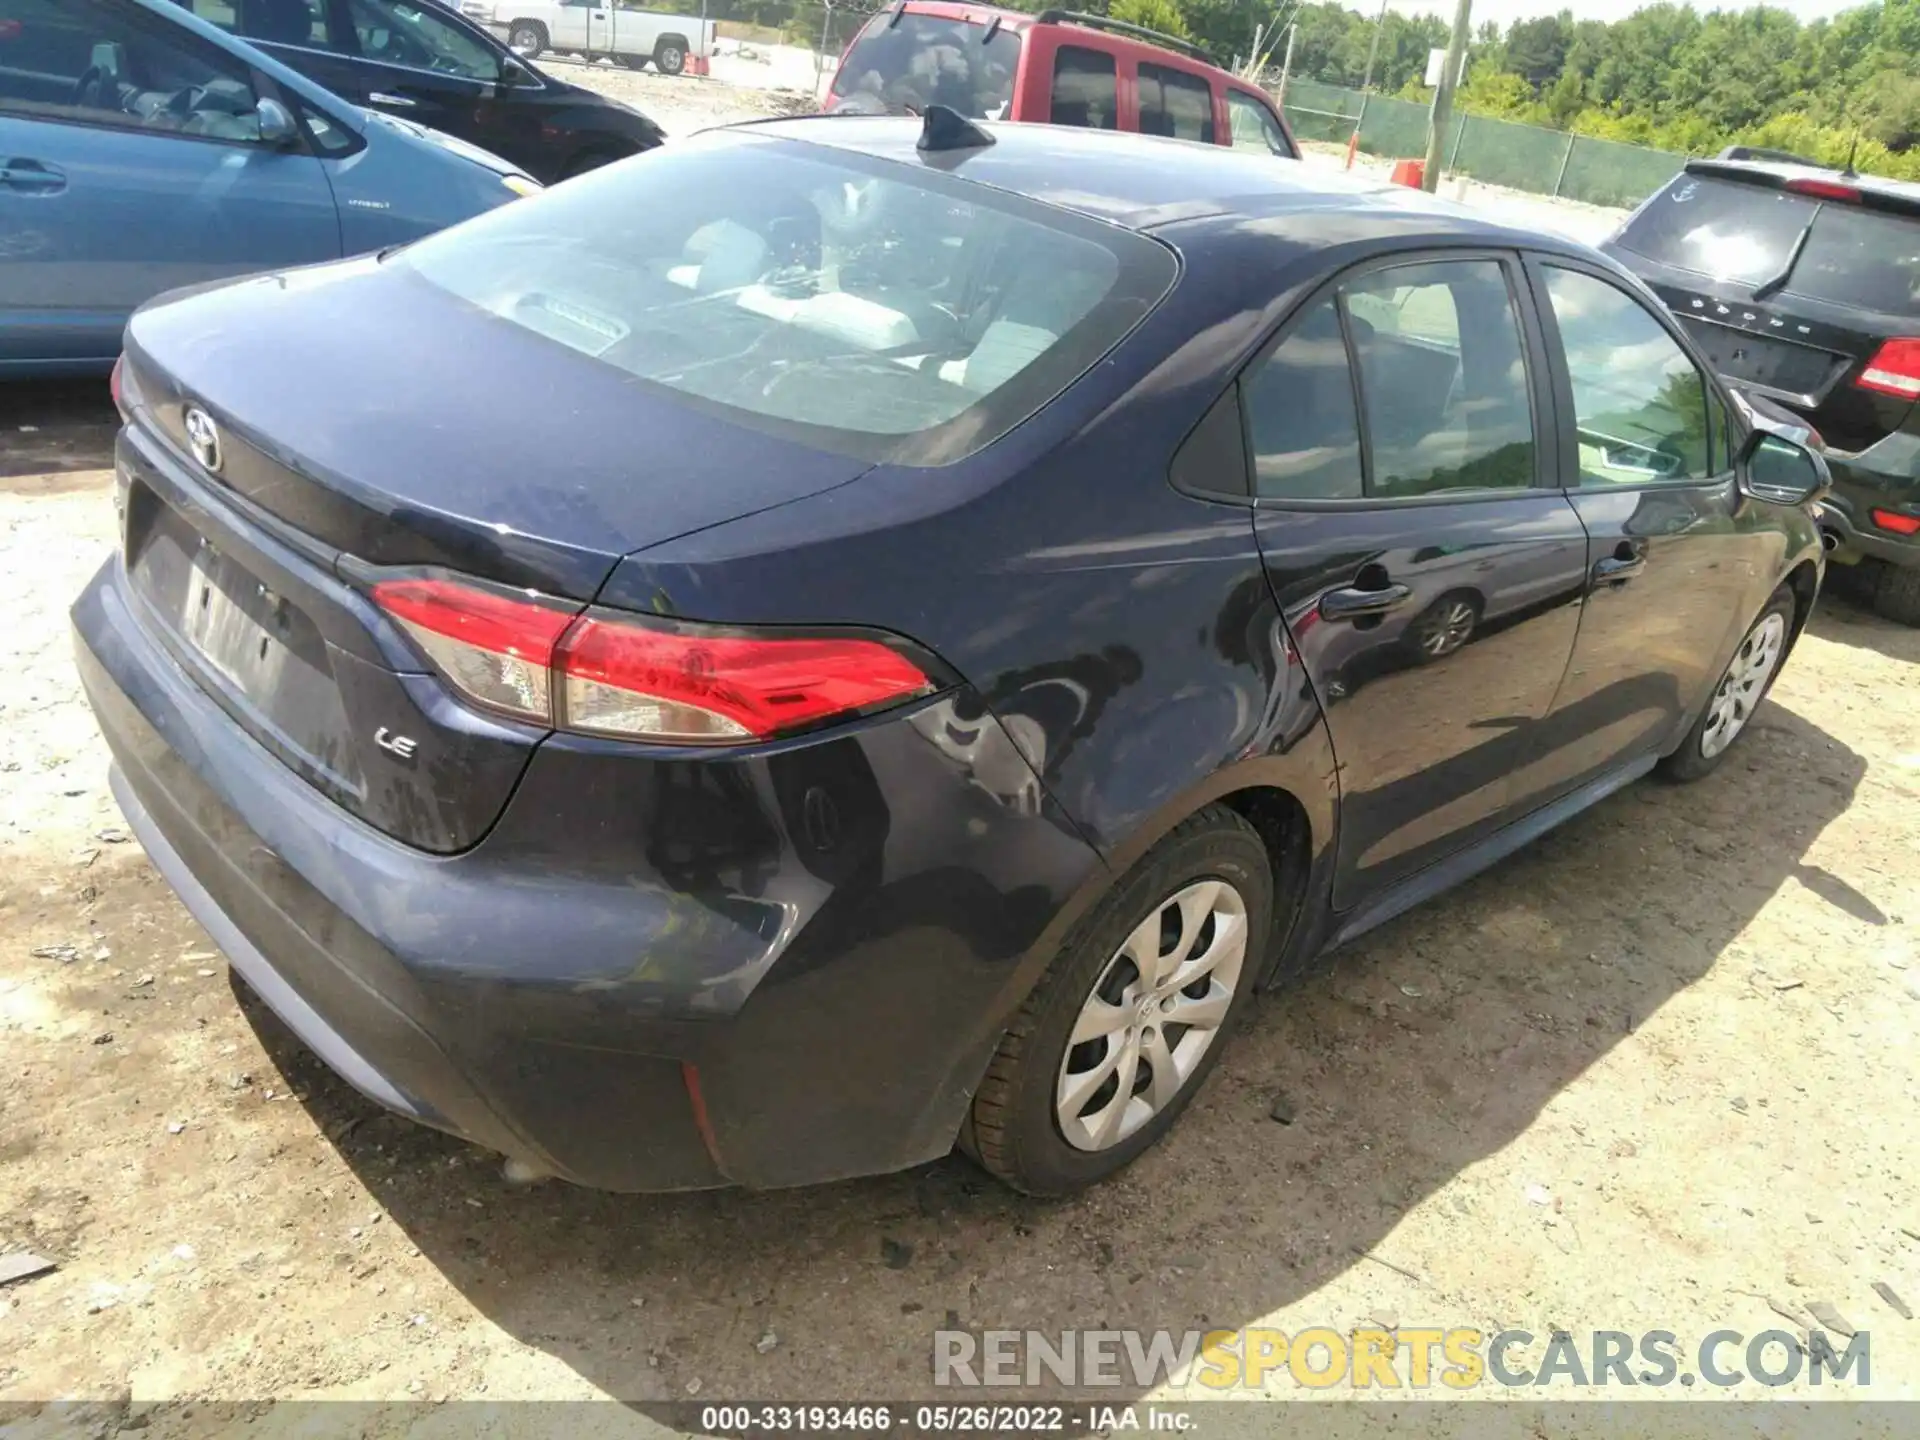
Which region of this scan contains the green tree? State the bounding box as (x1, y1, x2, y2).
(1109, 0, 1190, 42)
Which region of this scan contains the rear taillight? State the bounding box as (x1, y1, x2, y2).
(1872, 508, 1920, 536)
(374, 576, 576, 720)
(373, 575, 937, 744)
(557, 612, 932, 741)
(109, 355, 126, 418)
(1856, 338, 1920, 400)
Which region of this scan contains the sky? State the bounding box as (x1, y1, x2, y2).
(1391, 0, 1864, 24)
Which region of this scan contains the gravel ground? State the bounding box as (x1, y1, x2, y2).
(0, 99, 1915, 1428)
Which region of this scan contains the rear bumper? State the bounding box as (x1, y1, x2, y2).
(1814, 452, 1920, 569)
(74, 557, 1102, 1191)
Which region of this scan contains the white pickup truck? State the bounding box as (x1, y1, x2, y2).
(458, 1, 714, 75)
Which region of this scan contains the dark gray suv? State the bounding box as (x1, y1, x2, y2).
(1605, 155, 1920, 625)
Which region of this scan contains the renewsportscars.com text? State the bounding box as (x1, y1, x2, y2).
(933, 1327, 1870, 1390)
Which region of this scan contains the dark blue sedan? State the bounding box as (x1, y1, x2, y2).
(74, 116, 1829, 1195)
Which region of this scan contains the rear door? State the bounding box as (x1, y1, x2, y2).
(1245, 252, 1589, 909)
(1518, 255, 1766, 800)
(0, 0, 338, 368)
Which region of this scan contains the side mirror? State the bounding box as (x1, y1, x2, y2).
(1738, 430, 1830, 506)
(255, 96, 299, 148)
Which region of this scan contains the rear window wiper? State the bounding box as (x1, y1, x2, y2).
(1751, 208, 1819, 302)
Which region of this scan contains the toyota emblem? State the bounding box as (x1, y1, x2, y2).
(183, 406, 222, 473)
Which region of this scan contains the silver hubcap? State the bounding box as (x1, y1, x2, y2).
(1419, 600, 1475, 657)
(1056, 879, 1247, 1153)
(1700, 611, 1786, 759)
(511, 31, 537, 54)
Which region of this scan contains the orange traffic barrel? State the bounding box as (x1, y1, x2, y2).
(1389, 158, 1426, 188)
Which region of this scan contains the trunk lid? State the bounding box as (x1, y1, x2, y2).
(118, 258, 873, 853)
(124, 257, 874, 600)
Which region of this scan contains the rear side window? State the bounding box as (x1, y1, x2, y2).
(1050, 44, 1117, 130)
(401, 134, 1176, 465)
(828, 12, 1019, 119)
(1244, 263, 1537, 501)
(1138, 62, 1213, 143)
(343, 0, 498, 79)
(1346, 261, 1535, 497)
(1243, 300, 1362, 500)
(191, 0, 331, 46)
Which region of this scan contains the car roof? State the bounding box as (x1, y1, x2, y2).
(892, 2, 1037, 28)
(736, 115, 1580, 249)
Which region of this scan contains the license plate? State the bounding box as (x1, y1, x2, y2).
(179, 551, 293, 700)
(1681, 320, 1838, 395)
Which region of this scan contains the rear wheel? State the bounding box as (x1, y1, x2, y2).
(1659, 587, 1794, 782)
(964, 806, 1272, 1196)
(654, 37, 688, 75)
(1871, 559, 1920, 627)
(562, 149, 619, 180)
(507, 22, 545, 59)
(1405, 591, 1480, 662)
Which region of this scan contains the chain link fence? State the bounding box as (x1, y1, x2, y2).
(1278, 77, 1685, 211)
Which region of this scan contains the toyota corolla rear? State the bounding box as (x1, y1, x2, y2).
(72, 128, 1174, 1190)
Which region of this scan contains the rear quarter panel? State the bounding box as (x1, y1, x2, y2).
(599, 221, 1370, 994)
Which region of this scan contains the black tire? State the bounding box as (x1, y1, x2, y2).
(654, 37, 688, 75)
(562, 149, 618, 180)
(1871, 559, 1920, 627)
(507, 21, 546, 60)
(618, 54, 647, 70)
(1658, 585, 1796, 783)
(965, 805, 1273, 1196)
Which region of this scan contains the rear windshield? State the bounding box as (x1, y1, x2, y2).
(1617, 173, 1920, 316)
(829, 12, 1021, 118)
(398, 135, 1176, 465)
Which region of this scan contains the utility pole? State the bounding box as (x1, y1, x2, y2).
(1346, 0, 1390, 168)
(1277, 24, 1297, 104)
(1357, 0, 1389, 95)
(1421, 0, 1472, 193)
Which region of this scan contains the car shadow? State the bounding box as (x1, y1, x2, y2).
(0, 380, 117, 483)
(1810, 580, 1920, 664)
(249, 699, 1863, 1408)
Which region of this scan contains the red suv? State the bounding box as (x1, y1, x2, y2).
(826, 4, 1298, 159)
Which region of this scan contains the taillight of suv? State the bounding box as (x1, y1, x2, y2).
(1856, 338, 1920, 401)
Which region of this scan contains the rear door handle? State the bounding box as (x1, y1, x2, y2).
(0, 158, 66, 194)
(368, 91, 418, 107)
(1592, 554, 1646, 584)
(1320, 582, 1413, 621)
